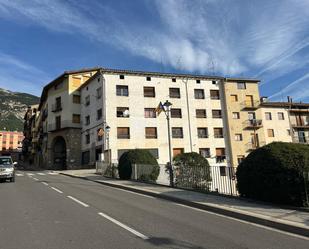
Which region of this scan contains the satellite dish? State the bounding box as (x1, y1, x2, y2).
(123, 110, 130, 117)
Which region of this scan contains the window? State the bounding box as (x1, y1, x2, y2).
(265, 112, 272, 120)
(212, 110, 222, 118)
(169, 88, 180, 98)
(85, 134, 90, 144)
(117, 107, 130, 118)
(172, 127, 183, 138)
(214, 128, 223, 138)
(212, 80, 217, 85)
(173, 148, 184, 157)
(196, 109, 207, 118)
(232, 112, 240, 119)
(267, 129, 275, 137)
(116, 85, 129, 96)
(210, 90, 220, 100)
(85, 95, 90, 106)
(85, 115, 90, 125)
(72, 114, 80, 124)
(287, 129, 291, 136)
(55, 116, 61, 130)
(144, 108, 156, 118)
(197, 128, 208, 138)
(73, 95, 81, 104)
(97, 129, 102, 141)
(96, 87, 102, 99)
(55, 97, 62, 110)
(196, 79, 201, 84)
(144, 87, 155, 97)
(171, 108, 182, 118)
(172, 78, 176, 82)
(216, 148, 226, 163)
(237, 155, 245, 164)
(117, 127, 130, 139)
(219, 166, 227, 176)
(194, 89, 205, 99)
(146, 76, 151, 81)
(278, 112, 284, 120)
(235, 133, 243, 141)
(119, 75, 125, 79)
(237, 82, 246, 89)
(97, 109, 102, 120)
(230, 94, 238, 102)
(199, 148, 210, 158)
(145, 127, 157, 139)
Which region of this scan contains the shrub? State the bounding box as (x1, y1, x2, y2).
(118, 149, 160, 181)
(236, 142, 309, 207)
(173, 152, 211, 190)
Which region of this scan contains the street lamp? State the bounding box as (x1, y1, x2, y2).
(163, 100, 174, 187)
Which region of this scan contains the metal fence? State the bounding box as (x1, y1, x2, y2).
(96, 162, 239, 196)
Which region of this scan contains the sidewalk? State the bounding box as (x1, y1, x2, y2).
(58, 169, 309, 237)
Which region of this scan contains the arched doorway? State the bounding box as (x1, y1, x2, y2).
(52, 136, 67, 170)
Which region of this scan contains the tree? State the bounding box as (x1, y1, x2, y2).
(236, 142, 309, 206)
(118, 149, 160, 181)
(173, 152, 211, 191)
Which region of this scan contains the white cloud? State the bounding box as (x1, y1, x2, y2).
(0, 0, 309, 99)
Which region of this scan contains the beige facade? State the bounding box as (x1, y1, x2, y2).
(222, 80, 266, 167)
(0, 131, 23, 152)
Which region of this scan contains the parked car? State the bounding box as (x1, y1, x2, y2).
(0, 156, 17, 183)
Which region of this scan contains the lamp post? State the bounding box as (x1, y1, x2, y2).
(163, 100, 174, 187)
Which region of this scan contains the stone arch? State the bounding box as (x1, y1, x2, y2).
(52, 136, 67, 170)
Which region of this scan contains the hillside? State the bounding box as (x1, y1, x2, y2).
(0, 88, 40, 131)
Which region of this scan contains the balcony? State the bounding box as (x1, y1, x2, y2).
(246, 141, 266, 152)
(216, 155, 226, 163)
(293, 135, 309, 144)
(51, 104, 62, 112)
(47, 120, 81, 132)
(291, 123, 309, 129)
(243, 119, 263, 129)
(241, 100, 260, 110)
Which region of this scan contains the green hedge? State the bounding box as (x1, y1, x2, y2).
(236, 142, 309, 206)
(173, 152, 211, 190)
(118, 149, 160, 181)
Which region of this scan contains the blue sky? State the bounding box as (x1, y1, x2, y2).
(0, 0, 308, 101)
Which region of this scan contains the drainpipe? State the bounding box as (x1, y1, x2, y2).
(183, 78, 193, 152)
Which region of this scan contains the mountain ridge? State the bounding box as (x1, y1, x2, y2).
(0, 87, 40, 131)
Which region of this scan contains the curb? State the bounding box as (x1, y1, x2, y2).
(60, 173, 309, 238)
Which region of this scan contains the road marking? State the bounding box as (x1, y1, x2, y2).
(67, 196, 89, 207)
(33, 177, 39, 181)
(27, 173, 34, 176)
(103, 184, 155, 199)
(48, 172, 58, 175)
(50, 187, 63, 194)
(42, 182, 49, 186)
(16, 173, 24, 176)
(174, 203, 309, 241)
(98, 212, 149, 240)
(37, 173, 46, 175)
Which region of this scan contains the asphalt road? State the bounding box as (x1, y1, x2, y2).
(0, 171, 308, 249)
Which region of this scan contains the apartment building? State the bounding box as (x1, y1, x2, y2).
(260, 100, 309, 144)
(0, 131, 23, 152)
(35, 67, 100, 169)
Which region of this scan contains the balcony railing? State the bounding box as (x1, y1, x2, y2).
(243, 119, 263, 129)
(216, 155, 226, 163)
(51, 104, 62, 112)
(291, 123, 309, 129)
(241, 100, 260, 110)
(293, 135, 309, 144)
(47, 120, 81, 132)
(246, 141, 266, 151)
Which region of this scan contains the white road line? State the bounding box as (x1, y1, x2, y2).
(42, 182, 49, 186)
(37, 173, 46, 175)
(67, 196, 89, 207)
(50, 187, 63, 194)
(48, 172, 58, 175)
(27, 173, 34, 176)
(33, 177, 39, 181)
(103, 184, 155, 199)
(174, 204, 309, 241)
(98, 212, 149, 240)
(16, 173, 24, 176)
